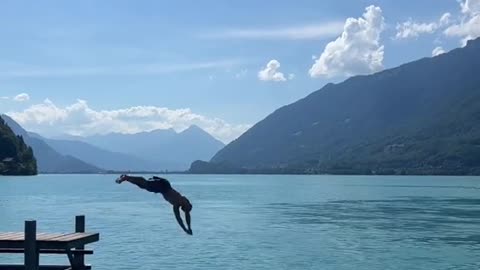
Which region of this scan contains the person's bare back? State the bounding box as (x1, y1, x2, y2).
(115, 174, 193, 235)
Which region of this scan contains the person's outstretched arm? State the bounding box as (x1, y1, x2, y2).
(173, 205, 191, 235)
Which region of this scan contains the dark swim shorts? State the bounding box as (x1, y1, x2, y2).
(145, 177, 172, 194)
(181, 198, 193, 212)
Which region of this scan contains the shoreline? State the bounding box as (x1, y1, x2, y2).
(26, 172, 480, 177)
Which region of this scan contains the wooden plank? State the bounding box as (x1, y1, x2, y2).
(0, 265, 91, 270)
(0, 232, 13, 240)
(0, 232, 18, 239)
(55, 234, 84, 242)
(66, 233, 99, 250)
(0, 232, 99, 250)
(46, 233, 79, 241)
(37, 233, 65, 241)
(9, 233, 26, 241)
(35, 233, 48, 239)
(0, 248, 93, 254)
(0, 233, 69, 241)
(49, 233, 96, 242)
(36, 234, 98, 250)
(48, 234, 76, 242)
(0, 233, 97, 242)
(1, 232, 24, 240)
(65, 233, 94, 242)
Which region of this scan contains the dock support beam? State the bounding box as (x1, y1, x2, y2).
(74, 215, 86, 269)
(24, 220, 38, 270)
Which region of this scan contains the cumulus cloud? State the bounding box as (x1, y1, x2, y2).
(288, 73, 295, 80)
(395, 22, 436, 39)
(445, 0, 480, 45)
(432, 46, 446, 56)
(7, 99, 250, 143)
(395, 13, 451, 40)
(200, 22, 344, 40)
(309, 5, 385, 78)
(392, 1, 479, 46)
(461, 0, 480, 15)
(13, 93, 30, 102)
(258, 60, 287, 82)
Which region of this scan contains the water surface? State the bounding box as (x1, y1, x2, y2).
(1, 174, 479, 269)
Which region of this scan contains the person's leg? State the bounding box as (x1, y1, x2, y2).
(117, 175, 150, 190)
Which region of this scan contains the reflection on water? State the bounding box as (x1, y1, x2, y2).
(268, 197, 480, 246)
(346, 184, 480, 190)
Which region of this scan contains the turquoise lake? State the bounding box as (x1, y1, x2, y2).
(1, 174, 479, 269)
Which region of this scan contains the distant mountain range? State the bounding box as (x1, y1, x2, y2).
(2, 115, 101, 174)
(42, 137, 159, 172)
(190, 37, 480, 175)
(78, 125, 224, 171)
(2, 115, 224, 173)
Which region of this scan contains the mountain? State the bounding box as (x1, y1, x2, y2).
(192, 37, 480, 175)
(82, 125, 225, 171)
(1, 115, 102, 173)
(42, 137, 159, 172)
(0, 116, 37, 175)
(84, 128, 177, 157)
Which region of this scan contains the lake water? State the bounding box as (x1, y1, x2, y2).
(1, 174, 480, 270)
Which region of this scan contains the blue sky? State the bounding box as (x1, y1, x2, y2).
(0, 0, 478, 142)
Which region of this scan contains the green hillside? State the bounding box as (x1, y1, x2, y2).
(191, 37, 480, 175)
(0, 116, 37, 175)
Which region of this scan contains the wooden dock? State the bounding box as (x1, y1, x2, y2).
(0, 215, 100, 270)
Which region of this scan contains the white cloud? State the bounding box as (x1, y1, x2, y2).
(444, 16, 480, 45)
(395, 21, 438, 39)
(0, 60, 241, 78)
(440, 13, 452, 25)
(13, 93, 30, 102)
(258, 60, 287, 82)
(432, 46, 446, 56)
(395, 13, 451, 40)
(0, 96, 9, 100)
(288, 73, 295, 80)
(7, 99, 251, 143)
(461, 0, 480, 15)
(309, 5, 385, 78)
(200, 22, 344, 40)
(311, 55, 317, 60)
(444, 0, 480, 45)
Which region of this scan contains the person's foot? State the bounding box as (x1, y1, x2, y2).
(115, 174, 127, 184)
(187, 229, 193, 235)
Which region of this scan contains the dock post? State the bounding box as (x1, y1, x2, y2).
(24, 220, 38, 270)
(74, 215, 86, 268)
